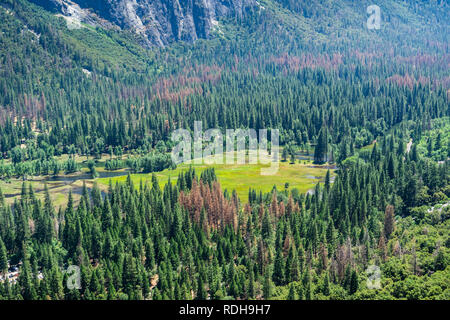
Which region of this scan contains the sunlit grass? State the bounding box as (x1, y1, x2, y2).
(97, 153, 334, 202)
(1, 153, 335, 206)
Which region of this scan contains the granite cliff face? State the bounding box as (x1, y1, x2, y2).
(31, 0, 257, 46)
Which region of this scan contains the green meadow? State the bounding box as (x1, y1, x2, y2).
(1, 153, 335, 206)
(97, 159, 334, 202)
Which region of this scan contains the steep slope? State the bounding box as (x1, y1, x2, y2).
(22, 0, 450, 50)
(30, 0, 258, 46)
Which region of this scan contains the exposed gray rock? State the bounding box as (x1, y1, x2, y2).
(30, 0, 257, 46)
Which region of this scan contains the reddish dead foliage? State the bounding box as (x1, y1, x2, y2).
(179, 179, 237, 231)
(386, 74, 430, 89)
(271, 53, 343, 73)
(152, 64, 222, 102)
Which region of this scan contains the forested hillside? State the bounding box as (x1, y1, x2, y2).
(0, 0, 449, 300)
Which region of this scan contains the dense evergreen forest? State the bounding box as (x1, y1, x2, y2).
(0, 0, 449, 300)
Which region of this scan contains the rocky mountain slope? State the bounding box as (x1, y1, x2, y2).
(30, 0, 257, 46)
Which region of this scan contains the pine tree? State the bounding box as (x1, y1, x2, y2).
(273, 248, 285, 285)
(196, 275, 207, 300)
(384, 205, 395, 239)
(314, 127, 328, 164)
(378, 232, 387, 262)
(304, 273, 313, 300)
(287, 283, 296, 300)
(0, 238, 7, 273)
(322, 273, 330, 296)
(324, 170, 331, 192)
(387, 154, 396, 179)
(263, 269, 272, 299)
(248, 268, 255, 299)
(50, 266, 64, 300)
(349, 270, 358, 295)
(282, 148, 288, 162)
(427, 136, 433, 156)
(285, 244, 300, 282)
